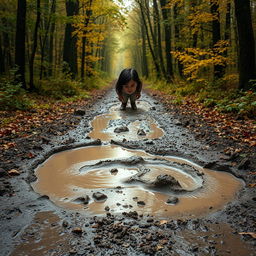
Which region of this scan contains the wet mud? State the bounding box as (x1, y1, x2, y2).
(32, 145, 242, 218)
(0, 88, 255, 255)
(88, 101, 164, 141)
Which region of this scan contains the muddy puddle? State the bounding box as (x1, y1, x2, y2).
(88, 101, 164, 141)
(32, 145, 243, 218)
(11, 211, 71, 256)
(175, 222, 253, 255)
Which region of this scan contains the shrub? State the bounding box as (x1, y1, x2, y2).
(38, 78, 82, 99)
(0, 77, 33, 110)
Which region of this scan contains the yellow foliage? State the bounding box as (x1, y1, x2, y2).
(172, 40, 231, 81)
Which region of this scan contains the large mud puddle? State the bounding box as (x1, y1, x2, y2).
(88, 101, 164, 141)
(32, 145, 242, 218)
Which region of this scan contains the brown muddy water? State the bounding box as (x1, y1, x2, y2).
(32, 145, 243, 218)
(88, 101, 164, 141)
(11, 211, 71, 256)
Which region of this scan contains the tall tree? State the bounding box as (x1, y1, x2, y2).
(234, 0, 256, 90)
(153, 0, 166, 78)
(15, 0, 26, 88)
(137, 0, 161, 77)
(159, 0, 173, 81)
(210, 0, 224, 78)
(63, 0, 79, 78)
(29, 0, 41, 91)
(48, 0, 56, 77)
(140, 12, 148, 78)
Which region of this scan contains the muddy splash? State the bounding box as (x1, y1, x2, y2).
(88, 101, 164, 141)
(32, 145, 243, 218)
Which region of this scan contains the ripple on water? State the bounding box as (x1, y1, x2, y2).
(32, 145, 243, 218)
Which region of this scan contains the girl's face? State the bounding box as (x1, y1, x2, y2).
(122, 80, 137, 95)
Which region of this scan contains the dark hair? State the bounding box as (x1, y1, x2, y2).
(115, 68, 142, 95)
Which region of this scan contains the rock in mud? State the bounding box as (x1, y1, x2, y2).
(72, 227, 83, 235)
(137, 129, 146, 136)
(74, 109, 85, 116)
(104, 206, 110, 211)
(166, 196, 179, 204)
(74, 195, 90, 204)
(114, 126, 129, 133)
(137, 201, 146, 206)
(110, 168, 118, 174)
(152, 174, 181, 188)
(62, 220, 69, 228)
(93, 192, 108, 201)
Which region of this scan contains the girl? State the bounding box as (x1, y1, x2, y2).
(115, 68, 142, 110)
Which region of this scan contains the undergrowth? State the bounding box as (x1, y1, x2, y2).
(0, 73, 110, 111)
(147, 78, 256, 119)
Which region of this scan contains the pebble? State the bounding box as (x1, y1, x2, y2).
(92, 192, 107, 201)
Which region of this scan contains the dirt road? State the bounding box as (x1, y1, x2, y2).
(0, 87, 255, 255)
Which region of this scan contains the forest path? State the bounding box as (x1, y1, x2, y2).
(0, 87, 255, 255)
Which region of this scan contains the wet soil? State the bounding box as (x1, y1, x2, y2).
(0, 85, 255, 255)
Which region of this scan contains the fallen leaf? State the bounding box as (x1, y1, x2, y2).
(248, 183, 256, 188)
(239, 232, 256, 239)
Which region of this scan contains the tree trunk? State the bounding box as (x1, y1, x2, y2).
(15, 0, 26, 88)
(140, 13, 148, 78)
(234, 0, 256, 90)
(159, 0, 173, 81)
(63, 0, 79, 79)
(137, 0, 160, 77)
(174, 3, 183, 77)
(29, 0, 41, 91)
(153, 0, 166, 78)
(211, 0, 224, 78)
(48, 0, 56, 77)
(81, 0, 93, 81)
(0, 36, 4, 73)
(2, 18, 12, 72)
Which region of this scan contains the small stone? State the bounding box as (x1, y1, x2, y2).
(62, 220, 69, 228)
(153, 174, 181, 188)
(92, 192, 108, 201)
(72, 227, 83, 234)
(166, 197, 179, 204)
(114, 126, 129, 133)
(110, 168, 118, 174)
(105, 206, 110, 211)
(137, 201, 146, 206)
(74, 195, 90, 205)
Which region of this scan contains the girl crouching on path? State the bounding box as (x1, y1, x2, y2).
(115, 68, 142, 110)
